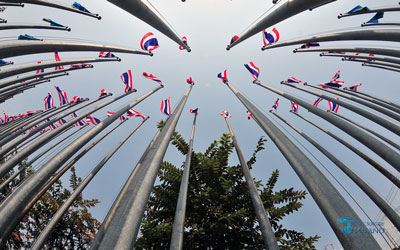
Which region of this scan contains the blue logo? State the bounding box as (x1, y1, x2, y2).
(338, 218, 385, 234)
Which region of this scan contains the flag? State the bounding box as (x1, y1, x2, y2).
(71, 112, 86, 127)
(187, 77, 194, 85)
(36, 61, 44, 79)
(55, 86, 68, 106)
(217, 70, 228, 83)
(366, 12, 383, 24)
(18, 34, 41, 41)
(313, 97, 323, 107)
(43, 18, 66, 28)
(72, 1, 91, 13)
(319, 70, 344, 88)
(0, 117, 4, 124)
(99, 89, 108, 97)
(286, 77, 302, 84)
(126, 109, 146, 119)
(247, 111, 252, 120)
(299, 42, 320, 49)
(58, 118, 67, 125)
(367, 53, 375, 62)
(70, 63, 91, 69)
(263, 27, 280, 46)
(49, 122, 58, 130)
(99, 51, 116, 58)
(54, 52, 64, 70)
(142, 72, 162, 85)
(220, 110, 232, 118)
(70, 96, 83, 104)
(230, 35, 239, 45)
(0, 59, 12, 66)
(86, 115, 101, 125)
(140, 32, 159, 52)
(270, 98, 279, 112)
(189, 108, 198, 116)
(106, 111, 115, 117)
(244, 62, 260, 81)
(328, 98, 340, 113)
(290, 101, 299, 113)
(120, 70, 133, 93)
(347, 5, 370, 14)
(161, 97, 171, 116)
(346, 83, 362, 92)
(44, 92, 54, 110)
(179, 36, 188, 50)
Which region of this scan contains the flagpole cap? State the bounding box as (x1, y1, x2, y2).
(303, 82, 308, 86)
(319, 53, 323, 56)
(280, 81, 284, 84)
(186, 46, 191, 52)
(149, 52, 154, 57)
(96, 14, 102, 20)
(117, 57, 122, 62)
(226, 45, 230, 51)
(21, 3, 24, 7)
(160, 84, 164, 88)
(133, 88, 138, 92)
(341, 58, 345, 61)
(67, 27, 71, 32)
(90, 65, 94, 68)
(338, 14, 343, 19)
(293, 49, 298, 53)
(261, 46, 267, 51)
(65, 73, 69, 75)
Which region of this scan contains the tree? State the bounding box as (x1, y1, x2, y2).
(135, 122, 319, 249)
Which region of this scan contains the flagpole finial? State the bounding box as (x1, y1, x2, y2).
(96, 14, 101, 20)
(226, 45, 230, 51)
(117, 57, 121, 62)
(293, 49, 298, 53)
(67, 27, 71, 32)
(149, 52, 154, 57)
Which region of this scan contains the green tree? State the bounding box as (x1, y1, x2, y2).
(136, 122, 319, 249)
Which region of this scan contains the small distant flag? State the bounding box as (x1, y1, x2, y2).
(345, 83, 362, 92)
(86, 115, 101, 125)
(220, 110, 232, 118)
(286, 77, 302, 84)
(54, 52, 64, 70)
(179, 36, 188, 50)
(230, 35, 239, 45)
(217, 70, 228, 83)
(290, 101, 299, 113)
(55, 86, 68, 106)
(127, 109, 146, 119)
(0, 117, 4, 124)
(347, 5, 370, 14)
(328, 98, 340, 113)
(0, 59, 12, 66)
(120, 70, 133, 93)
(246, 111, 252, 120)
(244, 62, 260, 81)
(99, 89, 108, 97)
(142, 72, 162, 85)
(367, 53, 375, 62)
(18, 34, 41, 41)
(187, 77, 194, 85)
(189, 108, 198, 116)
(263, 27, 280, 46)
(72, 1, 91, 13)
(36, 61, 44, 79)
(99, 51, 116, 58)
(319, 70, 344, 88)
(70, 63, 91, 69)
(106, 111, 114, 117)
(71, 112, 86, 127)
(299, 42, 320, 49)
(270, 98, 279, 112)
(161, 97, 171, 116)
(43, 18, 66, 28)
(313, 97, 323, 107)
(140, 32, 159, 52)
(49, 122, 59, 131)
(44, 92, 54, 110)
(366, 12, 383, 24)
(58, 118, 67, 125)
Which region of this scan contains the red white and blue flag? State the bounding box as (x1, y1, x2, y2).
(127, 109, 146, 119)
(107, 111, 126, 121)
(58, 118, 67, 125)
(70, 63, 91, 69)
(99, 89, 108, 97)
(286, 77, 302, 84)
(187, 77, 194, 85)
(263, 27, 280, 46)
(247, 111, 252, 120)
(271, 98, 279, 112)
(54, 52, 64, 70)
(319, 70, 344, 88)
(179, 36, 188, 50)
(49, 122, 58, 131)
(121, 70, 133, 93)
(313, 97, 323, 107)
(244, 62, 260, 81)
(142, 72, 162, 85)
(140, 32, 159, 52)
(71, 112, 86, 127)
(55, 86, 68, 106)
(70, 96, 83, 104)
(189, 108, 198, 116)
(217, 70, 228, 83)
(290, 101, 299, 113)
(161, 97, 171, 116)
(346, 83, 362, 92)
(299, 42, 320, 49)
(99, 51, 116, 58)
(44, 92, 54, 110)
(86, 115, 101, 125)
(220, 110, 232, 118)
(328, 98, 340, 113)
(230, 35, 239, 45)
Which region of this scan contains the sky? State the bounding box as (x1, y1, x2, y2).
(1, 0, 400, 249)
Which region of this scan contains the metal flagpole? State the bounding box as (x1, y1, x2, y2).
(0, 86, 162, 246)
(224, 116, 279, 250)
(272, 112, 400, 232)
(97, 84, 193, 250)
(170, 112, 197, 250)
(321, 53, 400, 66)
(0, 2, 24, 7)
(294, 47, 400, 58)
(1, 130, 44, 160)
(343, 89, 400, 111)
(0, 24, 70, 31)
(363, 63, 400, 73)
(292, 112, 400, 189)
(338, 6, 400, 19)
(31, 117, 149, 250)
(0, 79, 52, 101)
(362, 23, 400, 27)
(223, 81, 380, 249)
(0, 110, 43, 137)
(343, 58, 400, 71)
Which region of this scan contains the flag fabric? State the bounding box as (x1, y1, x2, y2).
(72, 1, 91, 13)
(142, 72, 162, 85)
(18, 34, 41, 41)
(366, 12, 383, 24)
(44, 18, 66, 27)
(179, 36, 188, 50)
(86, 115, 101, 125)
(99, 51, 116, 58)
(189, 108, 198, 116)
(54, 52, 64, 70)
(71, 112, 86, 127)
(244, 62, 260, 80)
(140, 32, 159, 52)
(270, 98, 279, 112)
(70, 63, 91, 69)
(230, 35, 239, 45)
(0, 117, 4, 124)
(263, 27, 280, 46)
(49, 122, 58, 131)
(328, 98, 340, 113)
(120, 70, 133, 93)
(220, 110, 232, 118)
(367, 53, 375, 62)
(290, 101, 299, 113)
(58, 118, 67, 125)
(107, 111, 127, 121)
(187, 77, 194, 85)
(126, 109, 146, 119)
(346, 83, 362, 92)
(161, 97, 171, 116)
(99, 89, 108, 97)
(44, 92, 54, 110)
(319, 70, 344, 88)
(299, 42, 320, 49)
(247, 111, 252, 120)
(347, 5, 370, 14)
(0, 59, 12, 66)
(70, 96, 83, 104)
(217, 70, 228, 83)
(55, 86, 68, 106)
(36, 61, 44, 79)
(313, 97, 323, 107)
(286, 77, 302, 84)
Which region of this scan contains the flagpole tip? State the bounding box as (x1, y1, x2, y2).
(319, 53, 323, 56)
(96, 15, 102, 20)
(226, 45, 230, 51)
(293, 49, 298, 53)
(90, 65, 94, 68)
(21, 3, 24, 7)
(117, 57, 122, 62)
(149, 52, 154, 57)
(337, 14, 343, 19)
(303, 82, 308, 86)
(67, 27, 71, 32)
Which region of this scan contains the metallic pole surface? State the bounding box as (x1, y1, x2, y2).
(363, 63, 400, 73)
(0, 86, 161, 245)
(0, 108, 46, 139)
(226, 0, 336, 50)
(170, 114, 197, 250)
(293, 112, 400, 189)
(362, 22, 400, 27)
(0, 24, 70, 31)
(32, 118, 149, 250)
(273, 112, 400, 232)
(294, 47, 400, 58)
(338, 7, 400, 19)
(97, 84, 193, 250)
(343, 58, 400, 71)
(321, 53, 400, 66)
(256, 81, 400, 171)
(224, 116, 279, 250)
(224, 81, 380, 249)
(345, 89, 400, 110)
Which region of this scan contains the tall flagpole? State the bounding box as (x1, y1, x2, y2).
(294, 47, 400, 58)
(363, 63, 400, 73)
(343, 58, 400, 71)
(0, 24, 70, 31)
(224, 115, 279, 250)
(338, 6, 400, 19)
(31, 117, 149, 250)
(170, 111, 197, 250)
(321, 53, 400, 66)
(223, 81, 380, 249)
(96, 84, 193, 250)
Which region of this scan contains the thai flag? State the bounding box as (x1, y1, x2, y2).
(290, 101, 299, 113)
(347, 5, 369, 14)
(54, 52, 64, 70)
(244, 62, 260, 81)
(99, 89, 108, 97)
(230, 35, 239, 45)
(107, 111, 115, 117)
(366, 12, 383, 24)
(271, 98, 279, 112)
(36, 61, 44, 79)
(189, 108, 198, 116)
(220, 110, 232, 118)
(0, 117, 4, 124)
(71, 112, 86, 127)
(217, 70, 228, 83)
(299, 42, 320, 49)
(44, 92, 54, 110)
(287, 77, 302, 84)
(161, 97, 171, 116)
(99, 51, 116, 58)
(72, 1, 91, 13)
(263, 27, 280, 46)
(179, 36, 188, 50)
(58, 118, 67, 125)
(367, 54, 375, 62)
(140, 32, 159, 52)
(86, 115, 101, 125)
(328, 98, 340, 113)
(70, 63, 91, 69)
(247, 111, 252, 120)
(48, 119, 58, 130)
(55, 86, 68, 106)
(127, 109, 146, 119)
(187, 77, 194, 85)
(70, 96, 83, 104)
(319, 70, 344, 88)
(121, 70, 133, 93)
(346, 83, 362, 92)
(142, 72, 162, 85)
(313, 97, 323, 107)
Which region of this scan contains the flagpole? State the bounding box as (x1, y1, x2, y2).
(292, 112, 400, 189)
(338, 6, 400, 19)
(1, 130, 43, 160)
(0, 79, 52, 100)
(0, 108, 46, 138)
(294, 47, 400, 58)
(0, 2, 23, 7)
(362, 63, 400, 73)
(361, 22, 400, 27)
(32, 117, 149, 250)
(223, 81, 380, 249)
(170, 113, 197, 250)
(343, 58, 400, 71)
(321, 53, 400, 66)
(0, 24, 70, 31)
(272, 112, 400, 232)
(342, 89, 400, 111)
(96, 84, 193, 250)
(0, 86, 162, 246)
(224, 116, 279, 250)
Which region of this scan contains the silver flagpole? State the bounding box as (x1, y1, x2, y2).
(343, 58, 400, 71)
(363, 63, 400, 73)
(0, 24, 70, 31)
(321, 53, 400, 66)
(362, 22, 400, 27)
(294, 47, 400, 58)
(338, 6, 400, 19)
